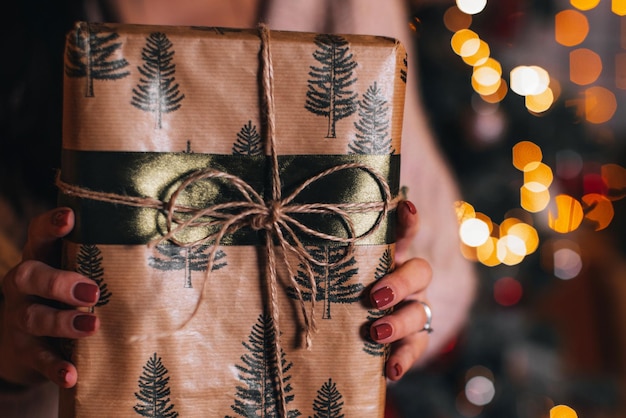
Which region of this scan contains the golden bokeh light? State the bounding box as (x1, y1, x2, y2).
(521, 182, 551, 212)
(508, 222, 540, 254)
(456, 200, 477, 222)
(462, 39, 490, 66)
(499, 217, 521, 235)
(555, 10, 589, 46)
(550, 404, 578, 418)
(456, 0, 487, 15)
(524, 161, 554, 188)
(460, 217, 491, 247)
(548, 194, 584, 233)
(602, 163, 626, 200)
(569, 48, 603, 85)
(571, 0, 600, 10)
(526, 87, 555, 113)
(476, 237, 501, 266)
(582, 193, 614, 230)
(473, 58, 502, 85)
(584, 86, 617, 124)
(513, 141, 543, 171)
(451, 29, 479, 56)
(497, 236, 526, 265)
(480, 78, 508, 103)
(472, 76, 502, 95)
(510, 66, 550, 96)
(444, 6, 473, 32)
(613, 0, 626, 15)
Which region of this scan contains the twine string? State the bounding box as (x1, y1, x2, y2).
(56, 23, 398, 418)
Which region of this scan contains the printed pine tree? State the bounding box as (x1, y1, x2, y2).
(311, 378, 344, 418)
(232, 120, 263, 156)
(75, 244, 112, 310)
(148, 242, 226, 288)
(227, 313, 301, 418)
(400, 53, 408, 84)
(287, 245, 362, 320)
(131, 32, 185, 129)
(363, 248, 394, 367)
(134, 352, 179, 418)
(349, 82, 394, 155)
(64, 23, 130, 97)
(305, 34, 358, 138)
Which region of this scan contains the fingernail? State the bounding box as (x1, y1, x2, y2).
(52, 209, 71, 227)
(73, 314, 97, 332)
(372, 323, 393, 340)
(371, 286, 394, 309)
(73, 282, 99, 304)
(402, 200, 416, 215)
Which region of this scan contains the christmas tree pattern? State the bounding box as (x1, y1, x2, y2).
(64, 23, 130, 97)
(305, 34, 358, 138)
(148, 242, 227, 288)
(131, 32, 185, 129)
(232, 120, 263, 156)
(363, 248, 394, 366)
(287, 246, 362, 320)
(134, 352, 179, 418)
(75, 244, 112, 310)
(310, 378, 344, 418)
(227, 313, 301, 418)
(400, 53, 408, 84)
(349, 82, 394, 155)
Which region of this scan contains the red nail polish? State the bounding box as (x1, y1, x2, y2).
(373, 323, 393, 340)
(52, 209, 71, 227)
(371, 286, 394, 309)
(403, 200, 417, 215)
(73, 282, 99, 304)
(73, 314, 96, 332)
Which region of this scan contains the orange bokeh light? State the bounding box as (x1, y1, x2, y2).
(548, 195, 584, 233)
(585, 86, 617, 124)
(513, 141, 542, 171)
(555, 10, 589, 46)
(582, 193, 614, 230)
(444, 6, 473, 32)
(570, 48, 603, 85)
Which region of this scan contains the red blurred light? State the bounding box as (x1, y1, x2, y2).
(494, 276, 523, 306)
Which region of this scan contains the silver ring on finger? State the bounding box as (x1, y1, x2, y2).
(418, 301, 433, 334)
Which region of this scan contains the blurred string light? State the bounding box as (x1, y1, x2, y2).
(551, 404, 578, 418)
(442, 1, 626, 279)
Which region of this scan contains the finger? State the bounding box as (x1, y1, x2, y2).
(23, 207, 74, 263)
(395, 200, 419, 259)
(369, 257, 432, 310)
(385, 332, 429, 381)
(7, 260, 100, 308)
(369, 299, 430, 344)
(10, 302, 99, 338)
(25, 343, 78, 388)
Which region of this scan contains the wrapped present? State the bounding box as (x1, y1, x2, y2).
(57, 21, 407, 417)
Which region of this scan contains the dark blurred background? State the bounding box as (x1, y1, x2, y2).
(388, 1, 626, 417)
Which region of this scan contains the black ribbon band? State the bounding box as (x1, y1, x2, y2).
(59, 150, 400, 246)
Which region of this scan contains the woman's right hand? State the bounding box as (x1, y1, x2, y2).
(0, 208, 99, 389)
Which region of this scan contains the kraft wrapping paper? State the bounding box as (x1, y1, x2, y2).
(58, 22, 407, 418)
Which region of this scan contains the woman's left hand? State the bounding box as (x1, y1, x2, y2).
(369, 200, 433, 381)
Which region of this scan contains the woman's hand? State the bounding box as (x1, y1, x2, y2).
(369, 200, 433, 381)
(0, 208, 99, 389)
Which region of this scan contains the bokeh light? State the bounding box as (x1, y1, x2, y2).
(497, 235, 526, 265)
(520, 182, 551, 213)
(513, 141, 543, 171)
(614, 0, 626, 16)
(460, 217, 491, 247)
(569, 48, 603, 85)
(451, 29, 479, 56)
(548, 195, 584, 233)
(465, 376, 495, 406)
(507, 222, 539, 254)
(494, 276, 523, 306)
(462, 39, 490, 66)
(510, 66, 550, 96)
(582, 193, 614, 230)
(554, 246, 583, 279)
(524, 162, 554, 188)
(571, 0, 600, 11)
(456, 0, 487, 15)
(550, 404, 578, 418)
(555, 10, 589, 46)
(602, 163, 626, 199)
(444, 6, 472, 31)
(584, 86, 617, 124)
(476, 236, 501, 266)
(526, 87, 554, 113)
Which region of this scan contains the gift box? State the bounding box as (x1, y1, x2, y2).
(57, 21, 406, 417)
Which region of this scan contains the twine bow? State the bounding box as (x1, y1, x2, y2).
(56, 24, 398, 417)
